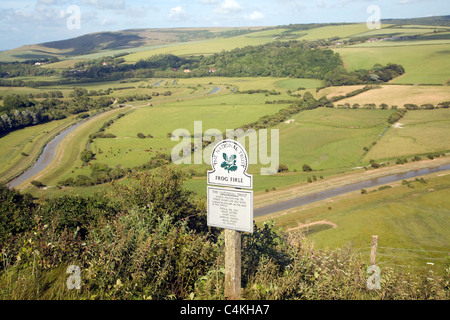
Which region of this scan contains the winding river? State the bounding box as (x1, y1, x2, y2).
(6, 112, 450, 217)
(7, 118, 91, 189)
(254, 163, 450, 217)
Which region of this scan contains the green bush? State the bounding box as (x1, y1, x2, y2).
(80, 150, 94, 163)
(82, 206, 217, 299)
(30, 180, 44, 188)
(1, 168, 449, 300)
(0, 183, 35, 245)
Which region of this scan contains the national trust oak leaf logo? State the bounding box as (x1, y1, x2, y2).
(221, 153, 238, 173)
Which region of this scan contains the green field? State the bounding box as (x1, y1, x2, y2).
(54, 82, 395, 184)
(328, 85, 450, 106)
(13, 106, 134, 189)
(0, 116, 76, 182)
(124, 35, 275, 62)
(11, 78, 449, 200)
(274, 108, 393, 170)
(294, 23, 371, 40)
(335, 43, 450, 84)
(366, 109, 450, 161)
(256, 172, 450, 270)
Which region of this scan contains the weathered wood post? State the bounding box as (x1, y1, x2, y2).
(370, 235, 378, 265)
(224, 229, 241, 300)
(207, 139, 253, 301)
(367, 235, 381, 290)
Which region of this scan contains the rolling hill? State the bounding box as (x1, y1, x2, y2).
(0, 15, 449, 63)
(0, 27, 266, 62)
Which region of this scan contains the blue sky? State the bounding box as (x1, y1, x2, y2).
(0, 0, 449, 51)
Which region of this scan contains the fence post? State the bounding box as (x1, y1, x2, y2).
(370, 235, 378, 265)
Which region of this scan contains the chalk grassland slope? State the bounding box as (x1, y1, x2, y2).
(335, 43, 450, 85)
(76, 22, 450, 63)
(123, 35, 273, 62)
(0, 27, 266, 62)
(291, 23, 371, 40)
(1, 17, 448, 64)
(121, 23, 379, 61)
(365, 109, 450, 161)
(271, 108, 393, 171)
(256, 172, 450, 269)
(323, 85, 450, 106)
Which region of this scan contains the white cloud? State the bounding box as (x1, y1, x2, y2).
(38, 0, 62, 4)
(168, 6, 188, 21)
(248, 10, 264, 20)
(277, 0, 306, 13)
(215, 0, 243, 14)
(81, 0, 125, 10)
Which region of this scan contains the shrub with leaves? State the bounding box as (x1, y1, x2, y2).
(82, 205, 217, 300)
(0, 183, 35, 246)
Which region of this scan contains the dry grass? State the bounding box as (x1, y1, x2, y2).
(337, 85, 450, 106)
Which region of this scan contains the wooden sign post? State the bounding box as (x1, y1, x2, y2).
(207, 140, 253, 300)
(224, 229, 241, 300)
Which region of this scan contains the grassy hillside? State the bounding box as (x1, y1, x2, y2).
(327, 85, 450, 106)
(256, 171, 450, 271)
(365, 109, 450, 161)
(0, 27, 266, 62)
(1, 15, 448, 64)
(335, 43, 450, 85)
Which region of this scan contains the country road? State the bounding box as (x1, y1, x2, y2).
(254, 160, 450, 217)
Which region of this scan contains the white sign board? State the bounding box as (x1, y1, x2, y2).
(207, 186, 253, 233)
(207, 139, 253, 233)
(207, 139, 253, 189)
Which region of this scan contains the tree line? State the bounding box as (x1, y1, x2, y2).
(59, 40, 405, 87)
(1, 40, 405, 89)
(0, 91, 115, 135)
(323, 63, 405, 87)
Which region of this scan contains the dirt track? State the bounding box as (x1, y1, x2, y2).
(287, 220, 338, 232)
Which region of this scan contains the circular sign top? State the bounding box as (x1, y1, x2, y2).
(207, 139, 253, 189)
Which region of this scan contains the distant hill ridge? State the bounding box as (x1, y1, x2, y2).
(1, 15, 449, 62)
(381, 15, 450, 26)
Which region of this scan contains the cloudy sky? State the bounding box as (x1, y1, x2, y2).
(0, 0, 448, 51)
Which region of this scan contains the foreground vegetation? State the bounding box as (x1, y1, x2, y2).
(0, 18, 449, 300)
(256, 169, 450, 269)
(1, 168, 448, 300)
